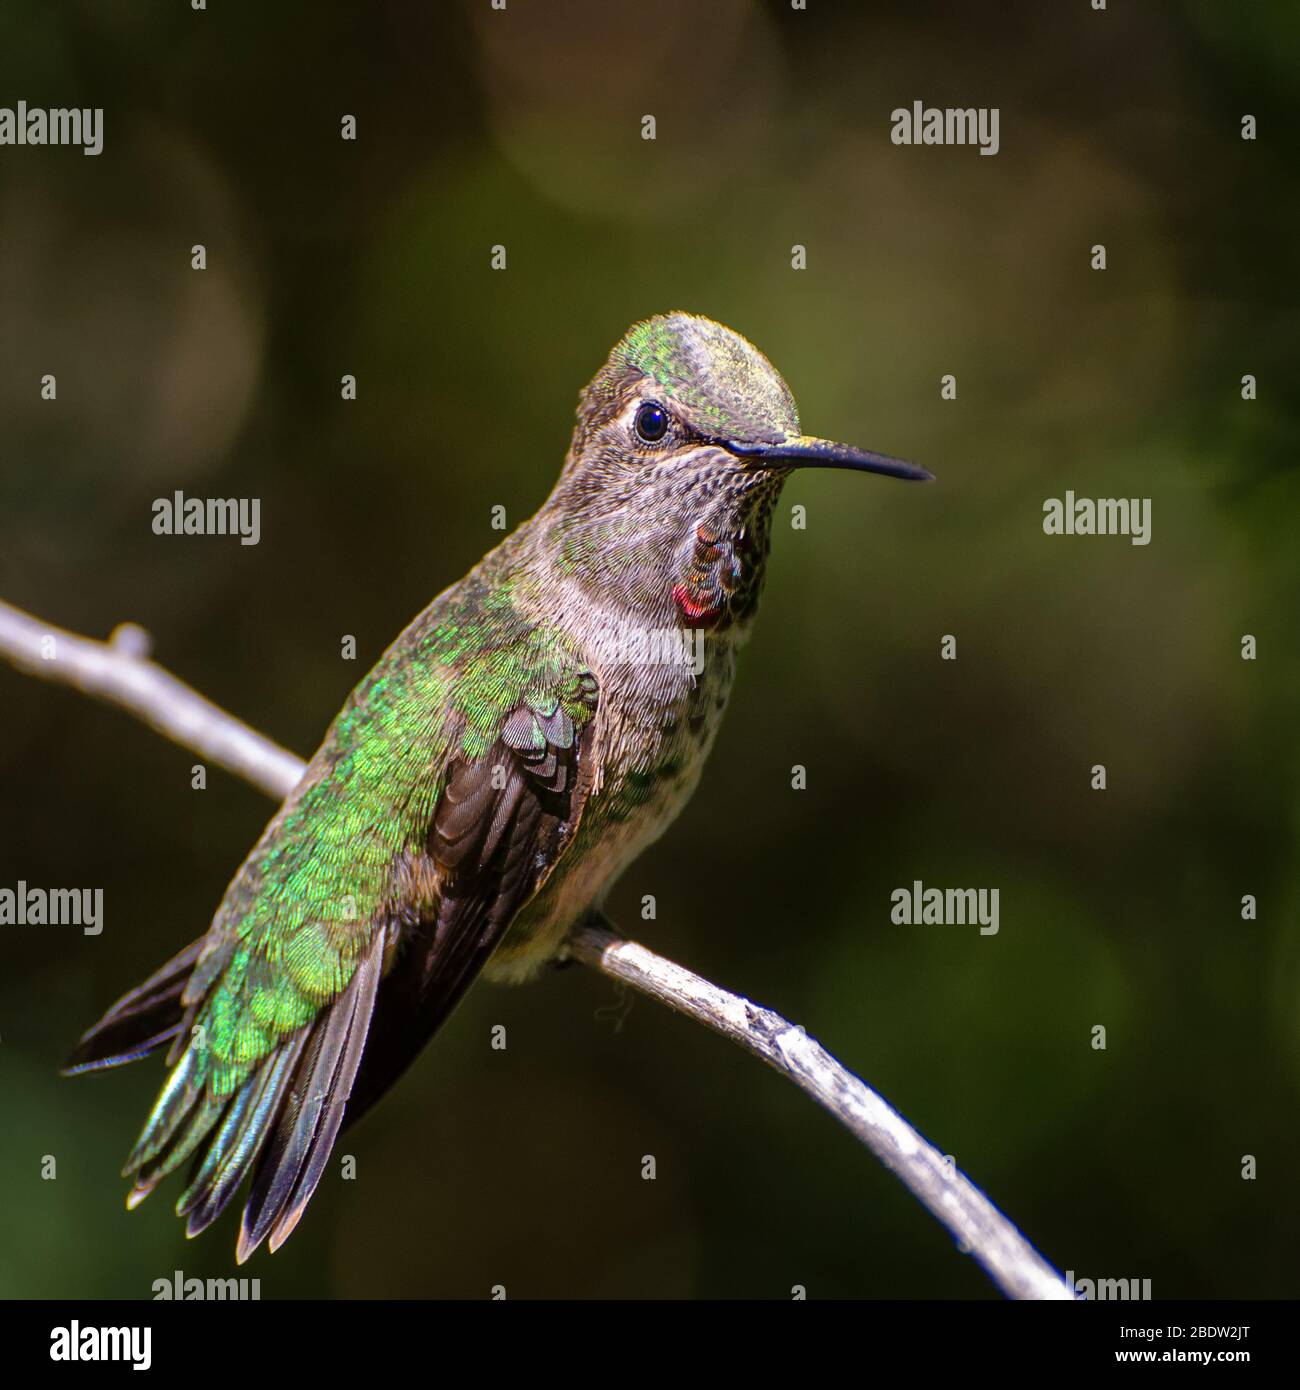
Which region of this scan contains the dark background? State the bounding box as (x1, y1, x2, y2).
(1, 0, 1297, 1299)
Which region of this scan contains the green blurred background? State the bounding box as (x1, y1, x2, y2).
(1, 0, 1298, 1299)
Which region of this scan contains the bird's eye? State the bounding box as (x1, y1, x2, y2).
(634, 402, 669, 444)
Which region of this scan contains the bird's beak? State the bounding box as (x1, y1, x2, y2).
(726, 434, 933, 482)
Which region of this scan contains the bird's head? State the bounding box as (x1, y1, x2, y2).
(539, 312, 930, 617)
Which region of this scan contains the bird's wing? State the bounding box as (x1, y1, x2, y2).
(78, 605, 599, 1260)
(342, 673, 600, 1135)
(227, 673, 600, 1258)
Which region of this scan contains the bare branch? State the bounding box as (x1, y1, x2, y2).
(569, 923, 1073, 1301)
(0, 601, 302, 799)
(0, 596, 1074, 1301)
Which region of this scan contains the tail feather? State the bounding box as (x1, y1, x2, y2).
(62, 938, 204, 1075)
(237, 933, 384, 1262)
(66, 928, 389, 1258)
(175, 1064, 269, 1223)
(130, 1088, 227, 1192)
(177, 1037, 307, 1239)
(121, 1042, 205, 1175)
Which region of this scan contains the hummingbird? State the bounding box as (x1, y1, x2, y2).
(65, 312, 931, 1262)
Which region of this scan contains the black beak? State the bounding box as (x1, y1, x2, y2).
(726, 434, 933, 482)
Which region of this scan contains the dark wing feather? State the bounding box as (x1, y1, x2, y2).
(62, 938, 204, 1075)
(341, 695, 597, 1132)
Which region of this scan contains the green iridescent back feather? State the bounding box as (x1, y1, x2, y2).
(150, 569, 593, 1122)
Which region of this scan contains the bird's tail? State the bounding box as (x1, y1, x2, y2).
(63, 937, 204, 1075)
(63, 929, 389, 1261)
